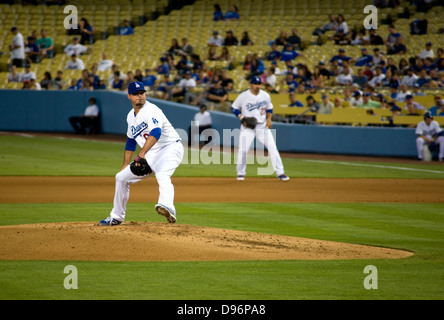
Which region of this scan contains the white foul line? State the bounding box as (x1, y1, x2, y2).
(302, 159, 444, 174)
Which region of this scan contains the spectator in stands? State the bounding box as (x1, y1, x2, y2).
(240, 31, 253, 46)
(265, 42, 281, 62)
(288, 92, 303, 107)
(208, 31, 224, 47)
(286, 28, 302, 50)
(417, 41, 434, 59)
(223, 30, 238, 46)
(274, 30, 288, 47)
(330, 48, 353, 67)
(97, 53, 113, 72)
(415, 69, 431, 88)
(65, 54, 84, 70)
(245, 54, 264, 80)
(177, 37, 194, 57)
(352, 69, 368, 88)
(368, 28, 384, 45)
(9, 27, 25, 68)
(111, 71, 124, 90)
(387, 37, 407, 55)
(7, 65, 21, 82)
(398, 58, 409, 75)
(438, 99, 444, 116)
(119, 20, 134, 36)
(332, 27, 350, 45)
(213, 4, 224, 21)
(401, 67, 419, 87)
(306, 95, 320, 112)
(191, 78, 229, 111)
(404, 94, 425, 111)
(386, 25, 401, 48)
(313, 14, 338, 35)
(396, 83, 411, 102)
(367, 66, 386, 88)
(281, 73, 298, 94)
(64, 37, 89, 56)
(350, 29, 369, 45)
(382, 69, 400, 88)
(24, 36, 40, 64)
(141, 69, 157, 88)
(421, 57, 436, 74)
(311, 66, 326, 88)
(280, 43, 301, 62)
(39, 71, 52, 90)
(36, 29, 54, 59)
(318, 94, 333, 114)
(167, 38, 180, 56)
(354, 48, 373, 67)
(20, 63, 36, 82)
(358, 92, 381, 108)
(350, 90, 363, 107)
(69, 97, 100, 134)
(335, 15, 348, 35)
(122, 71, 135, 91)
(335, 66, 353, 86)
(79, 18, 93, 44)
(223, 5, 239, 21)
(168, 69, 196, 100)
(51, 70, 66, 89)
(154, 74, 173, 99)
(156, 56, 170, 75)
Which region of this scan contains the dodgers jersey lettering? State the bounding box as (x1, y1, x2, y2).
(232, 89, 273, 124)
(127, 101, 180, 151)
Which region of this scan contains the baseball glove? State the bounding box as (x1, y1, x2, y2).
(241, 116, 257, 130)
(130, 156, 153, 176)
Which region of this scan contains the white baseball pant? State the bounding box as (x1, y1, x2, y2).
(236, 122, 285, 177)
(416, 136, 444, 159)
(110, 141, 184, 222)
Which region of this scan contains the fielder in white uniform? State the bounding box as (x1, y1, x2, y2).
(415, 111, 444, 161)
(231, 76, 290, 181)
(99, 81, 184, 226)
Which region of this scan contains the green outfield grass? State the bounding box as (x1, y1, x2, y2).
(0, 134, 443, 300)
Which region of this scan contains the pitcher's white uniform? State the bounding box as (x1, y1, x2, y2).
(110, 100, 184, 222)
(231, 87, 286, 179)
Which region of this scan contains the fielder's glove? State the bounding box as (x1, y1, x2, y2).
(240, 116, 258, 130)
(130, 156, 153, 176)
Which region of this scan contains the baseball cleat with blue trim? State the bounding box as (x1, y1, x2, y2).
(155, 204, 176, 223)
(237, 175, 245, 181)
(98, 216, 122, 226)
(278, 174, 290, 181)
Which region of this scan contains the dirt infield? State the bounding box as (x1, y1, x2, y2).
(1, 175, 439, 261)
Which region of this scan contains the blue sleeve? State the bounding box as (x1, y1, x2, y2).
(150, 127, 161, 140)
(125, 138, 137, 151)
(266, 109, 273, 114)
(231, 107, 241, 117)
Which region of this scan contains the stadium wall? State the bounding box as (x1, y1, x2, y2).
(0, 90, 417, 157)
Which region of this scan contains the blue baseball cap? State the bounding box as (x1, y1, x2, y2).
(127, 81, 146, 94)
(250, 76, 262, 84)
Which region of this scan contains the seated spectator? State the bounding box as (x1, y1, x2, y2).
(216, 46, 232, 61)
(190, 78, 229, 111)
(281, 72, 299, 94)
(50, 70, 66, 89)
(177, 37, 194, 57)
(387, 37, 407, 55)
(79, 78, 94, 91)
(350, 29, 369, 45)
(421, 57, 436, 74)
(274, 30, 288, 47)
(167, 38, 181, 56)
(213, 4, 224, 21)
(367, 66, 385, 88)
(358, 92, 381, 108)
(355, 48, 373, 67)
(313, 14, 338, 35)
(332, 28, 350, 45)
(111, 71, 124, 90)
(350, 90, 363, 107)
(25, 36, 40, 64)
(266, 42, 281, 62)
(7, 65, 21, 82)
(280, 43, 301, 62)
(154, 74, 173, 99)
(403, 94, 425, 111)
(65, 54, 85, 70)
(352, 69, 368, 88)
(40, 71, 52, 89)
(318, 94, 333, 114)
(311, 66, 327, 88)
(79, 18, 93, 44)
(401, 67, 419, 87)
(168, 69, 196, 100)
(64, 36, 89, 56)
(69, 97, 100, 134)
(245, 54, 264, 80)
(335, 66, 353, 86)
(20, 63, 36, 82)
(396, 84, 412, 102)
(372, 48, 385, 68)
(329, 48, 353, 67)
(385, 25, 402, 49)
(119, 20, 134, 36)
(368, 29, 384, 45)
(306, 95, 320, 112)
(286, 28, 302, 50)
(264, 67, 277, 89)
(388, 83, 399, 100)
(223, 5, 239, 21)
(156, 56, 170, 75)
(206, 46, 218, 61)
(240, 31, 253, 46)
(223, 30, 238, 46)
(417, 41, 434, 60)
(208, 31, 224, 47)
(335, 15, 349, 35)
(36, 29, 54, 59)
(416, 69, 431, 88)
(141, 69, 157, 88)
(289, 92, 303, 107)
(398, 58, 410, 75)
(97, 53, 113, 72)
(122, 71, 135, 91)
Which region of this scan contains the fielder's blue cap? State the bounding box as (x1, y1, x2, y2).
(128, 81, 146, 94)
(250, 76, 262, 84)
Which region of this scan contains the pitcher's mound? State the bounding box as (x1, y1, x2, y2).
(0, 222, 412, 261)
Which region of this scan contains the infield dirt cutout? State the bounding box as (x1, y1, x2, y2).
(0, 175, 433, 261)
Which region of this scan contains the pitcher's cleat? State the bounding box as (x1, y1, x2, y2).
(98, 216, 122, 226)
(155, 204, 177, 223)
